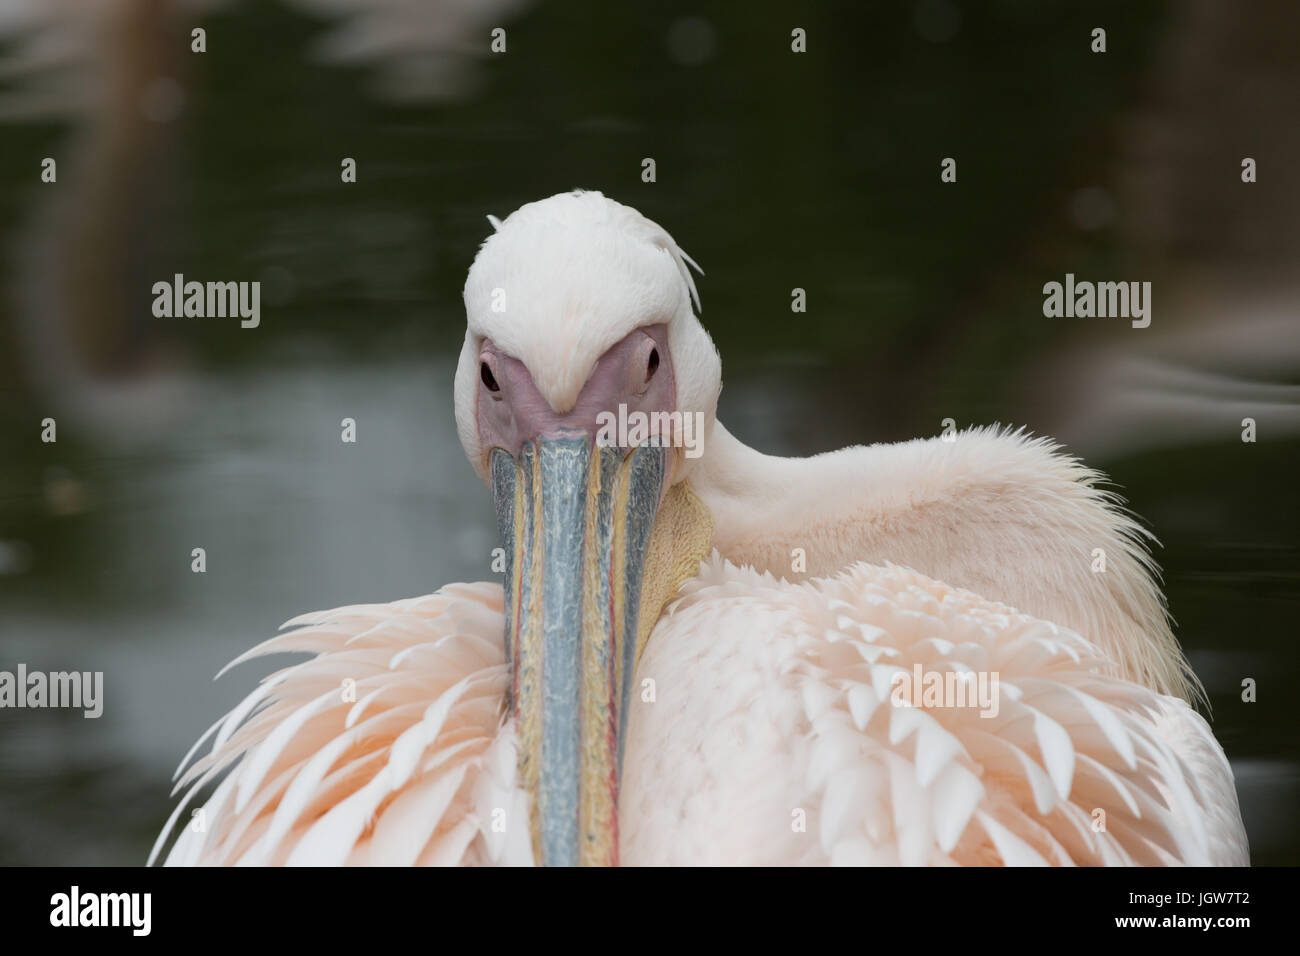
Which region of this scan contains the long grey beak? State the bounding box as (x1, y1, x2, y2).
(490, 436, 666, 866)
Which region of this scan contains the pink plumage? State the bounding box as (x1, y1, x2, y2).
(156, 192, 1248, 866)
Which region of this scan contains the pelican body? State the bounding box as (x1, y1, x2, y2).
(156, 191, 1248, 866)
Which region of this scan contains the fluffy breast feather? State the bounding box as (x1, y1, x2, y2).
(156, 560, 1246, 866)
(619, 555, 1248, 866)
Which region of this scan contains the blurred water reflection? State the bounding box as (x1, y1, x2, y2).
(1, 0, 1296, 865)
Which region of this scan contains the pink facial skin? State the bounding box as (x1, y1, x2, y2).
(475, 322, 679, 469)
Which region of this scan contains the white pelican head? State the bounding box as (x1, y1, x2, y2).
(454, 190, 721, 865)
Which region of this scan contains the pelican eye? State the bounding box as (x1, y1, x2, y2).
(646, 347, 660, 382)
(480, 361, 500, 392)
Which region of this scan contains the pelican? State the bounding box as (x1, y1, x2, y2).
(154, 190, 1248, 866)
